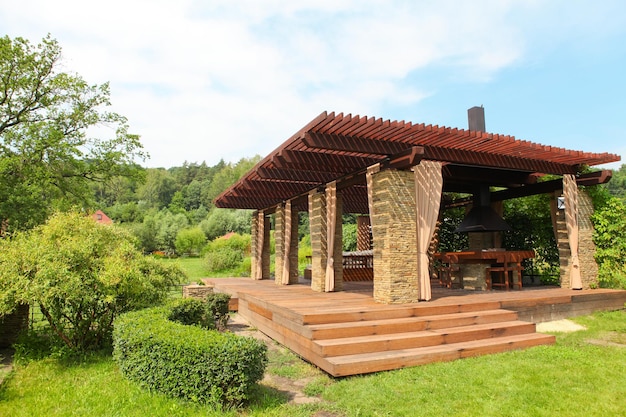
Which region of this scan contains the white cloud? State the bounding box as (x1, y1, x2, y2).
(1, 0, 624, 167)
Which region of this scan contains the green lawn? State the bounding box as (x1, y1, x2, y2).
(159, 256, 254, 281)
(1, 310, 625, 416)
(160, 256, 210, 282)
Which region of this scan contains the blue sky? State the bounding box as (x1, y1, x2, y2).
(1, 0, 625, 169)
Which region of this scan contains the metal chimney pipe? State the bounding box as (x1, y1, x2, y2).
(468, 106, 485, 132)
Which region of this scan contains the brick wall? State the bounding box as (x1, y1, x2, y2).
(274, 204, 300, 285)
(308, 191, 344, 292)
(309, 191, 327, 292)
(371, 169, 419, 304)
(182, 284, 214, 299)
(274, 205, 285, 284)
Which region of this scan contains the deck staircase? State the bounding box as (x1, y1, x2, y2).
(235, 293, 556, 377)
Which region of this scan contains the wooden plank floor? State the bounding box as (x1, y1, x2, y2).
(204, 278, 626, 376)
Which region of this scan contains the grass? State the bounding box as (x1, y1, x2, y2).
(322, 309, 626, 417)
(2, 310, 625, 416)
(0, 351, 324, 417)
(159, 256, 210, 282)
(158, 256, 255, 280)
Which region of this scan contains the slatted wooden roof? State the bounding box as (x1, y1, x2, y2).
(214, 111, 620, 213)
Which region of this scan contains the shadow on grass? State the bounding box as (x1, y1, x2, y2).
(246, 382, 292, 409)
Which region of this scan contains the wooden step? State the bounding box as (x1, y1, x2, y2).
(298, 301, 502, 325)
(306, 309, 519, 340)
(326, 333, 556, 377)
(314, 321, 536, 357)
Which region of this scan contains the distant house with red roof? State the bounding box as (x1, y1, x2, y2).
(219, 231, 236, 240)
(92, 210, 113, 225)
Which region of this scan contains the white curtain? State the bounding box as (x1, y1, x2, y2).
(325, 181, 337, 292)
(414, 160, 443, 301)
(563, 174, 582, 289)
(281, 200, 292, 285)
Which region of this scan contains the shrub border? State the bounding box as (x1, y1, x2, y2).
(113, 305, 267, 407)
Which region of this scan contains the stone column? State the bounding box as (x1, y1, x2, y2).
(309, 191, 327, 292)
(261, 214, 271, 278)
(332, 194, 344, 291)
(251, 211, 260, 279)
(251, 211, 270, 279)
(274, 204, 285, 283)
(287, 207, 300, 284)
(308, 190, 344, 292)
(274, 202, 300, 285)
(370, 169, 419, 304)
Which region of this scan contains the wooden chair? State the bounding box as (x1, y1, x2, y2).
(437, 256, 463, 289)
(486, 264, 509, 290)
(486, 263, 524, 290)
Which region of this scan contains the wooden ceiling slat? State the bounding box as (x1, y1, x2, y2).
(304, 131, 410, 156)
(214, 111, 620, 211)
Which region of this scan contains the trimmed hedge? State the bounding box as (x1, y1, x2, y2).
(113, 306, 267, 407)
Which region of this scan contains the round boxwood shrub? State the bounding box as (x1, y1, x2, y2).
(113, 305, 267, 407)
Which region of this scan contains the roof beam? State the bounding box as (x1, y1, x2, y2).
(445, 170, 613, 208)
(257, 166, 336, 184)
(442, 165, 539, 187)
(278, 149, 382, 171)
(303, 131, 408, 155)
(422, 146, 579, 175)
(490, 169, 613, 201)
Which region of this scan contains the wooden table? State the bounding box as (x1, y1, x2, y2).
(435, 250, 535, 290)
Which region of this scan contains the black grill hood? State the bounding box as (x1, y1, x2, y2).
(454, 185, 512, 233)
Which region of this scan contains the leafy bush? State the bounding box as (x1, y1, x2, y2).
(168, 293, 231, 331)
(0, 211, 186, 351)
(175, 226, 207, 256)
(168, 298, 211, 328)
(205, 233, 251, 254)
(113, 306, 267, 408)
(342, 223, 357, 251)
(199, 209, 252, 241)
(206, 292, 231, 331)
(204, 233, 250, 273)
(592, 197, 626, 288)
(205, 248, 244, 272)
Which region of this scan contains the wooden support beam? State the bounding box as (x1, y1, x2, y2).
(445, 170, 613, 208)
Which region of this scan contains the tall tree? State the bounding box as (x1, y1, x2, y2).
(0, 35, 145, 232)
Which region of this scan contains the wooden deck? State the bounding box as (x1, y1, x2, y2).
(204, 278, 626, 377)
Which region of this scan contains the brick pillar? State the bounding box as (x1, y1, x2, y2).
(251, 211, 258, 277)
(552, 189, 599, 289)
(370, 169, 419, 304)
(333, 195, 344, 291)
(309, 191, 343, 292)
(251, 213, 270, 279)
(274, 203, 300, 285)
(251, 211, 261, 279)
(274, 205, 285, 283)
(288, 208, 300, 284)
(357, 215, 372, 251)
(309, 191, 327, 292)
(578, 190, 598, 288)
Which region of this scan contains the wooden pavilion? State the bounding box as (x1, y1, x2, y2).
(215, 108, 620, 302)
(212, 108, 624, 376)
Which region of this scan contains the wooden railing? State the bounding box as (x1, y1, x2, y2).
(342, 250, 373, 281)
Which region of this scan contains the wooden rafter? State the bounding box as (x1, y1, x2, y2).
(214, 111, 620, 211)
